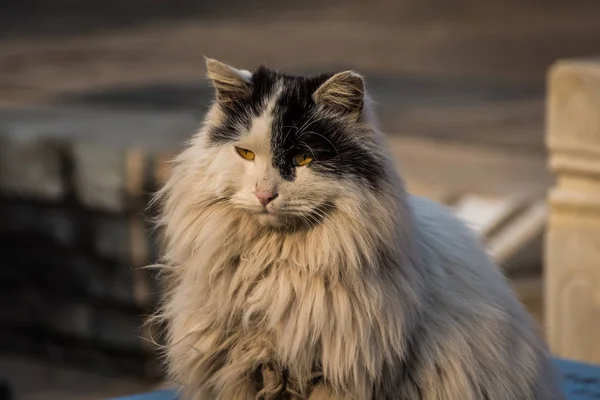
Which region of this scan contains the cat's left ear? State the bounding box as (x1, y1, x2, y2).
(313, 71, 364, 119)
(205, 57, 252, 106)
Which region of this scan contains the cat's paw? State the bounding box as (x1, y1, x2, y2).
(255, 363, 285, 400)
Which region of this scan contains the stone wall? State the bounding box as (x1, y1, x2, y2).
(0, 126, 176, 379)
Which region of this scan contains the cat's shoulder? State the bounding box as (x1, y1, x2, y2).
(406, 194, 463, 230)
(405, 195, 508, 295)
(406, 194, 487, 254)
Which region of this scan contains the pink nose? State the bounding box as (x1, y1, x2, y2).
(255, 191, 278, 206)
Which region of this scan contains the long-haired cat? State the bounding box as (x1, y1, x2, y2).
(152, 58, 564, 399)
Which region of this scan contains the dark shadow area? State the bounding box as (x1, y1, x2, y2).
(0, 223, 153, 377)
(0, 0, 332, 39)
(3, 0, 600, 40)
(0, 143, 162, 382)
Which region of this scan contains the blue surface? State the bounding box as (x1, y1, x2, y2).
(555, 358, 600, 399)
(112, 358, 600, 399)
(111, 389, 178, 400)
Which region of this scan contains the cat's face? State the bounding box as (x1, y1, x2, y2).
(198, 59, 387, 229)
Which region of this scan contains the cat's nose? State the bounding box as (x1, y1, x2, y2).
(255, 191, 278, 206)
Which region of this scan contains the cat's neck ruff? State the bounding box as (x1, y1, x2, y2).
(160, 156, 411, 283)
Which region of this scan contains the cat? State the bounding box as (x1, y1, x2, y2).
(151, 58, 565, 399)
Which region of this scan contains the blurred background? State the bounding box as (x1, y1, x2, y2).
(1, 0, 600, 399)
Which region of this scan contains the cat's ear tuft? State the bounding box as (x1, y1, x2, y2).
(313, 71, 365, 119)
(205, 57, 252, 105)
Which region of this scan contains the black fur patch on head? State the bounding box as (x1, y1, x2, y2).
(269, 73, 334, 181)
(209, 66, 386, 186)
(208, 66, 279, 144)
(269, 73, 385, 186)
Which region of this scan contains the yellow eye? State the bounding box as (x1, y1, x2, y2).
(235, 147, 255, 161)
(293, 153, 313, 166)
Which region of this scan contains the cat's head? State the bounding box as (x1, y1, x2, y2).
(188, 58, 394, 229)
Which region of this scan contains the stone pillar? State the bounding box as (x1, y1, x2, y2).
(546, 58, 600, 363)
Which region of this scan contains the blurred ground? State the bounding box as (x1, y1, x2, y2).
(2, 1, 600, 153)
(2, 1, 600, 398)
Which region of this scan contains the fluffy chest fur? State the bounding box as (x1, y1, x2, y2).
(162, 206, 418, 399)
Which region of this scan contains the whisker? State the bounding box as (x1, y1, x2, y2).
(295, 113, 319, 139)
(297, 140, 318, 160)
(281, 123, 299, 144)
(298, 131, 340, 155)
(296, 113, 328, 139)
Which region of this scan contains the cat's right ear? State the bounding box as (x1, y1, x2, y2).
(205, 57, 252, 106)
